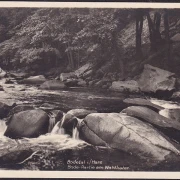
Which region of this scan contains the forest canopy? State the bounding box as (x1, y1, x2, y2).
(0, 8, 180, 78)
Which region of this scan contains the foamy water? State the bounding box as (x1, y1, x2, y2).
(150, 98, 180, 120)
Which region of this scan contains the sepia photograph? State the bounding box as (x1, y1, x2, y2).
(0, 1, 180, 178)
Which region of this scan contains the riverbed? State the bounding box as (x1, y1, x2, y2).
(0, 80, 180, 171)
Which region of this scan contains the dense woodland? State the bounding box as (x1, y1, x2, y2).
(0, 8, 180, 79)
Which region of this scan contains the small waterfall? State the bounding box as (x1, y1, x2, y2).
(0, 120, 7, 136)
(72, 126, 79, 140)
(48, 114, 56, 133)
(51, 113, 66, 135)
(72, 118, 83, 140)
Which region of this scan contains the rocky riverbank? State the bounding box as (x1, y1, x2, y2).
(0, 64, 180, 170)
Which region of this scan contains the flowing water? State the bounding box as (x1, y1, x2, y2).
(1, 82, 180, 171)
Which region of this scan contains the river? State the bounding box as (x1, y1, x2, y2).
(0, 81, 180, 171)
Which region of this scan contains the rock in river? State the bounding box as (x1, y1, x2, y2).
(79, 113, 180, 161)
(62, 109, 97, 135)
(21, 75, 46, 85)
(123, 98, 163, 112)
(39, 80, 66, 90)
(121, 106, 180, 130)
(4, 109, 49, 139)
(138, 64, 176, 94)
(110, 80, 140, 93)
(0, 101, 15, 119)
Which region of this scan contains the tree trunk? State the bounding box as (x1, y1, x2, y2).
(164, 9, 171, 69)
(146, 11, 162, 51)
(136, 9, 144, 57)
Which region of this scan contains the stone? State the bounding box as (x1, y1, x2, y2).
(79, 113, 179, 161)
(121, 106, 180, 130)
(22, 75, 46, 85)
(4, 109, 49, 138)
(110, 80, 140, 93)
(64, 78, 78, 87)
(7, 105, 35, 118)
(171, 33, 180, 42)
(62, 109, 97, 134)
(172, 91, 180, 100)
(0, 85, 4, 91)
(77, 79, 87, 87)
(123, 98, 163, 112)
(5, 79, 14, 84)
(75, 63, 92, 77)
(9, 72, 28, 79)
(39, 80, 66, 90)
(60, 72, 76, 82)
(138, 64, 176, 94)
(0, 102, 14, 119)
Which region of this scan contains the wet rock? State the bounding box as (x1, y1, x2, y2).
(60, 72, 76, 82)
(5, 78, 14, 84)
(7, 105, 35, 118)
(121, 106, 180, 130)
(0, 149, 34, 165)
(138, 64, 176, 94)
(62, 109, 97, 134)
(67, 109, 97, 119)
(4, 109, 49, 139)
(21, 75, 46, 85)
(79, 113, 180, 161)
(0, 102, 15, 119)
(39, 80, 66, 90)
(40, 103, 61, 110)
(0, 85, 4, 91)
(64, 78, 78, 87)
(123, 98, 163, 112)
(9, 72, 28, 80)
(110, 80, 140, 93)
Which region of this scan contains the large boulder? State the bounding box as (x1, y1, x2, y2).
(7, 105, 35, 119)
(110, 80, 140, 93)
(21, 75, 46, 85)
(79, 113, 179, 161)
(39, 80, 66, 90)
(123, 98, 164, 112)
(121, 106, 180, 130)
(138, 64, 176, 94)
(62, 109, 97, 134)
(4, 109, 49, 139)
(60, 72, 76, 82)
(9, 72, 28, 80)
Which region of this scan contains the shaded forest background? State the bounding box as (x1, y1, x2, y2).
(0, 8, 180, 80)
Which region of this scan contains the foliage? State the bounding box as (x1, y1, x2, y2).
(0, 8, 132, 74)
